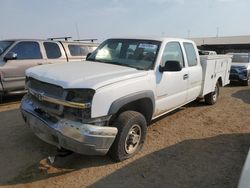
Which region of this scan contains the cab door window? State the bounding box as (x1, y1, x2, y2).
(10, 41, 42, 59)
(184, 43, 198, 66)
(162, 42, 184, 67)
(44, 42, 62, 59)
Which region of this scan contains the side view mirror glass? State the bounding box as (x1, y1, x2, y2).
(4, 52, 17, 62)
(159, 60, 182, 72)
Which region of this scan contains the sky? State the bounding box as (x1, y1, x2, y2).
(1, 0, 250, 42)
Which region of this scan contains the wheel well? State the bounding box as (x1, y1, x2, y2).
(218, 77, 223, 86)
(111, 98, 153, 125)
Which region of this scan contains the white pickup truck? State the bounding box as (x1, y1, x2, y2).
(20, 37, 232, 161)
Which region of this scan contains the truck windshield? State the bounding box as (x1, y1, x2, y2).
(87, 39, 161, 70)
(0, 41, 14, 56)
(232, 54, 250, 63)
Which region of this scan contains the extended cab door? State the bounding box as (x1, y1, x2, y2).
(42, 41, 67, 64)
(1, 41, 44, 91)
(183, 42, 202, 101)
(155, 41, 188, 115)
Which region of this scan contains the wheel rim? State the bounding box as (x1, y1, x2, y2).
(213, 85, 218, 101)
(125, 124, 142, 154)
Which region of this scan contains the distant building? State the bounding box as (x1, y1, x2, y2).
(191, 35, 250, 54)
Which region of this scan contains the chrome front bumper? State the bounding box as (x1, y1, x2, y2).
(21, 95, 118, 155)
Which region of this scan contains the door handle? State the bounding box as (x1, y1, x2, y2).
(183, 74, 189, 80)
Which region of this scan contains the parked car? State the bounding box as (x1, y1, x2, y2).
(20, 37, 231, 162)
(0, 38, 98, 102)
(199, 50, 217, 55)
(228, 53, 250, 86)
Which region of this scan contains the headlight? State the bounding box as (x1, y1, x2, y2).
(64, 89, 95, 121)
(66, 89, 95, 103)
(239, 69, 248, 75)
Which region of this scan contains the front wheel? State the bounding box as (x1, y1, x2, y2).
(205, 82, 220, 105)
(108, 111, 147, 162)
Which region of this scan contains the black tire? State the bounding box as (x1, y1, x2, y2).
(205, 82, 220, 105)
(243, 76, 250, 86)
(108, 111, 147, 162)
(0, 93, 3, 104)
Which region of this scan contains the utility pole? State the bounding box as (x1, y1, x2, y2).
(187, 30, 190, 38)
(216, 27, 219, 38)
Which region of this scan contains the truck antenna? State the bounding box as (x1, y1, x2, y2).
(75, 23, 80, 41)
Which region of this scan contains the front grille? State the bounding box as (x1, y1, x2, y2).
(30, 94, 61, 114)
(27, 77, 92, 121)
(229, 75, 239, 80)
(230, 69, 237, 74)
(29, 78, 64, 98)
(28, 78, 65, 115)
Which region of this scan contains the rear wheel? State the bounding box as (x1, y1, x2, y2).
(205, 82, 220, 105)
(108, 111, 147, 162)
(0, 93, 3, 104)
(243, 76, 250, 86)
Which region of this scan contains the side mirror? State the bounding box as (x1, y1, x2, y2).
(159, 61, 182, 72)
(4, 52, 17, 62)
(86, 53, 92, 60)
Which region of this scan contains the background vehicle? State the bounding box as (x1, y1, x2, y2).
(199, 50, 217, 55)
(0, 38, 98, 102)
(21, 37, 232, 162)
(228, 53, 250, 86)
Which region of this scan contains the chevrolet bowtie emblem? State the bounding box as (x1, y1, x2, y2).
(35, 92, 45, 101)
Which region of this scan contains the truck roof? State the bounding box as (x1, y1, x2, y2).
(1, 39, 99, 45)
(109, 37, 194, 43)
(2, 37, 194, 46)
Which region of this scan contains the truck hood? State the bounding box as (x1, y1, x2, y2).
(26, 61, 147, 90)
(231, 63, 250, 69)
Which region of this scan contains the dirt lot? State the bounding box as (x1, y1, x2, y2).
(0, 85, 250, 188)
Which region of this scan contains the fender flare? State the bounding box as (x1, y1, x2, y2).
(108, 90, 155, 115)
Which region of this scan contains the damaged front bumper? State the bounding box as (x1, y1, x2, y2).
(20, 95, 118, 155)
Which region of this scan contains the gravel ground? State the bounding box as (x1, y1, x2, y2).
(0, 85, 250, 188)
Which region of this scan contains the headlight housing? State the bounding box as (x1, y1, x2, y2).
(66, 89, 95, 103)
(64, 89, 95, 121)
(239, 69, 248, 76)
